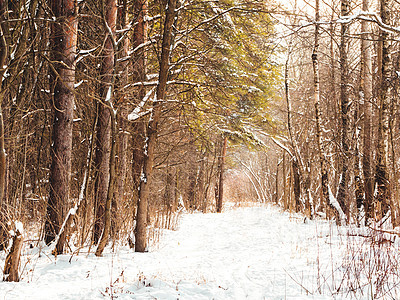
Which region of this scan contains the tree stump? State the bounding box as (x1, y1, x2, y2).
(3, 226, 23, 282)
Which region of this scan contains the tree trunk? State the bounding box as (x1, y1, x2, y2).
(44, 0, 78, 251)
(93, 0, 117, 245)
(3, 225, 23, 282)
(292, 158, 301, 212)
(0, 108, 6, 250)
(54, 137, 92, 254)
(198, 156, 206, 212)
(283, 153, 288, 210)
(95, 0, 118, 256)
(0, 8, 7, 247)
(95, 108, 117, 256)
(135, 0, 177, 252)
(216, 136, 227, 213)
(0, 0, 6, 210)
(163, 167, 174, 228)
(304, 163, 312, 218)
(131, 0, 147, 237)
(187, 165, 197, 210)
(389, 112, 399, 225)
(355, 89, 364, 226)
(361, 0, 373, 224)
(112, 0, 131, 240)
(284, 47, 303, 214)
(312, 0, 331, 217)
(375, 0, 392, 221)
(337, 0, 350, 220)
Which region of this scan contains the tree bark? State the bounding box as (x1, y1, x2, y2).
(163, 166, 174, 228)
(44, 0, 78, 250)
(3, 226, 23, 282)
(135, 0, 177, 252)
(188, 165, 197, 210)
(354, 88, 364, 226)
(55, 138, 92, 253)
(95, 0, 118, 256)
(284, 48, 303, 213)
(131, 0, 147, 237)
(312, 0, 330, 215)
(93, 0, 117, 245)
(375, 0, 392, 221)
(282, 152, 288, 210)
(292, 158, 301, 213)
(337, 0, 350, 220)
(112, 0, 131, 239)
(361, 0, 373, 224)
(198, 156, 206, 212)
(0, 0, 7, 250)
(216, 136, 227, 213)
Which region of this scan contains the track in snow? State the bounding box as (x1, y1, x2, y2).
(0, 204, 355, 299)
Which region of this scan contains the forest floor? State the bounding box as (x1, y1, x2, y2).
(1, 203, 400, 299)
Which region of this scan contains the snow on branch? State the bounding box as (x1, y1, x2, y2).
(271, 137, 293, 157)
(128, 87, 155, 121)
(337, 10, 400, 34)
(128, 80, 200, 89)
(184, 6, 237, 37)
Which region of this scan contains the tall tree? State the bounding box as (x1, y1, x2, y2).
(375, 0, 392, 221)
(113, 0, 131, 238)
(135, 0, 177, 252)
(285, 41, 306, 214)
(337, 0, 350, 220)
(0, 0, 8, 250)
(312, 0, 330, 215)
(361, 0, 373, 223)
(44, 0, 78, 251)
(95, 0, 118, 256)
(93, 0, 117, 244)
(131, 0, 147, 238)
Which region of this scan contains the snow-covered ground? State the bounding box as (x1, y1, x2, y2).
(1, 203, 399, 299)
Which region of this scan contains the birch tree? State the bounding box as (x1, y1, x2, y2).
(312, 0, 330, 215)
(337, 0, 351, 220)
(375, 0, 392, 221)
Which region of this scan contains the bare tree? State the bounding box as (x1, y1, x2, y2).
(135, 0, 178, 252)
(312, 0, 330, 215)
(0, 0, 8, 250)
(44, 0, 78, 253)
(361, 0, 373, 224)
(337, 0, 351, 220)
(113, 0, 131, 239)
(93, 0, 117, 245)
(375, 0, 392, 221)
(130, 0, 147, 248)
(95, 0, 118, 256)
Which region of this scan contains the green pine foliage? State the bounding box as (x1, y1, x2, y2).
(170, 0, 281, 149)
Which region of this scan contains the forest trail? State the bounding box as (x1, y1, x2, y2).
(1, 204, 350, 299)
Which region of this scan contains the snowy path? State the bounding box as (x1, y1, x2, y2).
(1, 204, 350, 299)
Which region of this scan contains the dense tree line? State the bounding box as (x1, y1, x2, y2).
(0, 0, 279, 280)
(244, 0, 400, 228)
(3, 0, 399, 283)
